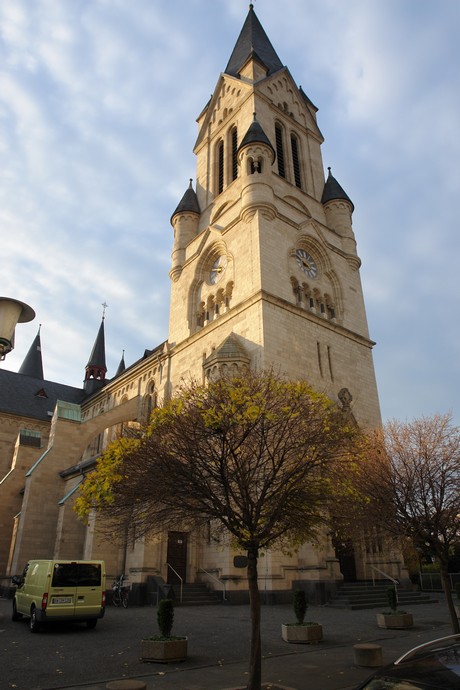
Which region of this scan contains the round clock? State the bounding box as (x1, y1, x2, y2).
(209, 255, 227, 284)
(295, 249, 318, 278)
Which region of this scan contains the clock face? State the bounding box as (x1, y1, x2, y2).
(295, 249, 318, 278)
(209, 255, 227, 285)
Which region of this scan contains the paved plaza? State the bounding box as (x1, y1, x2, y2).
(0, 595, 451, 690)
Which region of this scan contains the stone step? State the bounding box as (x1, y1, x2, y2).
(328, 581, 438, 610)
(172, 582, 221, 606)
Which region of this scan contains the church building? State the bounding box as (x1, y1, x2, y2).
(0, 6, 406, 602)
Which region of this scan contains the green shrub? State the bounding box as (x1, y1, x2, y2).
(157, 598, 174, 638)
(386, 586, 398, 612)
(293, 589, 307, 625)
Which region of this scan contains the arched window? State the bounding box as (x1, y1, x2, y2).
(275, 124, 285, 178)
(291, 134, 302, 188)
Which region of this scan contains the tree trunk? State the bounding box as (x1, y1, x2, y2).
(247, 546, 262, 690)
(440, 564, 460, 634)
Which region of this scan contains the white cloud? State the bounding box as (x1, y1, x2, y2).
(1, 0, 459, 425)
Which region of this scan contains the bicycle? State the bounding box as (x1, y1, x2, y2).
(112, 574, 129, 608)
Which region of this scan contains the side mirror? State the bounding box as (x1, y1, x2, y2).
(11, 575, 23, 587)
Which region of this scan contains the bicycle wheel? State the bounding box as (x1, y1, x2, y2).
(112, 589, 120, 607)
(122, 590, 128, 608)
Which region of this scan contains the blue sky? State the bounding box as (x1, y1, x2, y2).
(1, 0, 459, 424)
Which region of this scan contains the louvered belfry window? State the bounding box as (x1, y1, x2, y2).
(291, 134, 301, 188)
(218, 140, 224, 194)
(275, 124, 285, 178)
(231, 127, 238, 181)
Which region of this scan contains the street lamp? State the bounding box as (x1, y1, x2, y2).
(0, 297, 35, 360)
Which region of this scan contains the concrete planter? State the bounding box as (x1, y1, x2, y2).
(281, 623, 323, 644)
(140, 637, 188, 662)
(376, 612, 413, 629)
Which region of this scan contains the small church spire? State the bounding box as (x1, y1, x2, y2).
(238, 111, 275, 159)
(115, 350, 126, 378)
(170, 179, 200, 222)
(18, 325, 44, 380)
(321, 167, 354, 211)
(84, 308, 107, 395)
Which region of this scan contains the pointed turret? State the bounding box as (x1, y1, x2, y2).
(238, 112, 275, 157)
(18, 326, 44, 380)
(238, 113, 276, 215)
(321, 167, 354, 211)
(225, 4, 283, 78)
(322, 168, 356, 254)
(114, 350, 126, 378)
(170, 180, 201, 282)
(84, 315, 107, 395)
(171, 179, 200, 220)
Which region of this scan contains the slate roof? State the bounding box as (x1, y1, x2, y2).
(321, 167, 354, 211)
(86, 319, 106, 370)
(114, 351, 126, 378)
(238, 113, 275, 157)
(171, 179, 200, 221)
(0, 369, 86, 421)
(225, 4, 284, 78)
(18, 329, 44, 380)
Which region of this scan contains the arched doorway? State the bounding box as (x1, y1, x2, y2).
(333, 537, 357, 582)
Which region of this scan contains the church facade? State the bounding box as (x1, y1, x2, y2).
(0, 7, 406, 602)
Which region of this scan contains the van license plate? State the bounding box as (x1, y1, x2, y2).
(52, 597, 72, 604)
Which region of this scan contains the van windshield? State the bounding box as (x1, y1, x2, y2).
(51, 563, 101, 587)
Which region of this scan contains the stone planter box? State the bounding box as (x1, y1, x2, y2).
(376, 612, 413, 629)
(281, 623, 323, 644)
(141, 637, 188, 662)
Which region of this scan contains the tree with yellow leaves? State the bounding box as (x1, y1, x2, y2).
(76, 370, 357, 690)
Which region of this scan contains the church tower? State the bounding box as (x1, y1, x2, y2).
(168, 4, 381, 429)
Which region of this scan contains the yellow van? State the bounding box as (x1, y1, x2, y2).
(12, 560, 106, 632)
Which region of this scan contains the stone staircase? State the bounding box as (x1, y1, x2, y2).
(328, 581, 438, 610)
(174, 582, 222, 606)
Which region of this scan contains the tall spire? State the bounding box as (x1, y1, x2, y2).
(225, 4, 283, 78)
(84, 308, 107, 395)
(18, 326, 44, 380)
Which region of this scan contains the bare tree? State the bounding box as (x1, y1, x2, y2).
(349, 414, 460, 633)
(76, 370, 357, 690)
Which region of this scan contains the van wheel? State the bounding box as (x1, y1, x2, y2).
(12, 600, 22, 621)
(86, 619, 97, 629)
(29, 607, 40, 633)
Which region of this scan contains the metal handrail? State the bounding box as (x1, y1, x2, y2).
(369, 564, 399, 604)
(369, 564, 399, 586)
(198, 568, 227, 601)
(166, 563, 183, 603)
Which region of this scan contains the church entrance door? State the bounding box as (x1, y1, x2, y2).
(166, 531, 188, 584)
(333, 538, 357, 582)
